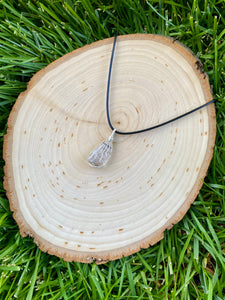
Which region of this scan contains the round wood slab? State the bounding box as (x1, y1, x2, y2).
(3, 34, 216, 264)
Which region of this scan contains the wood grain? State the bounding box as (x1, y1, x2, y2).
(3, 34, 216, 264)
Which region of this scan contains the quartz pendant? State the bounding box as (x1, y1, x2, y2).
(88, 129, 116, 168)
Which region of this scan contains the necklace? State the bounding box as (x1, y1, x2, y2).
(88, 33, 215, 168)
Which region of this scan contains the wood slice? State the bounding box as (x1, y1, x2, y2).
(3, 34, 216, 264)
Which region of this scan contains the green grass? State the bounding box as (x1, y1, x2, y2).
(0, 0, 225, 299)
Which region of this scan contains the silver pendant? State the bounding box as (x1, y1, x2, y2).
(88, 129, 116, 168)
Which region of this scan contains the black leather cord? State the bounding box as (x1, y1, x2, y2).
(106, 33, 215, 135)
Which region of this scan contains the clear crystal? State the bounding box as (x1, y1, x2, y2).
(88, 129, 116, 168)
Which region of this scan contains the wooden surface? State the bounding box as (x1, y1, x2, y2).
(3, 34, 216, 263)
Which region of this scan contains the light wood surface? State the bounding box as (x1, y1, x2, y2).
(3, 34, 216, 263)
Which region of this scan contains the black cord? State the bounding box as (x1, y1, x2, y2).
(106, 33, 215, 135)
